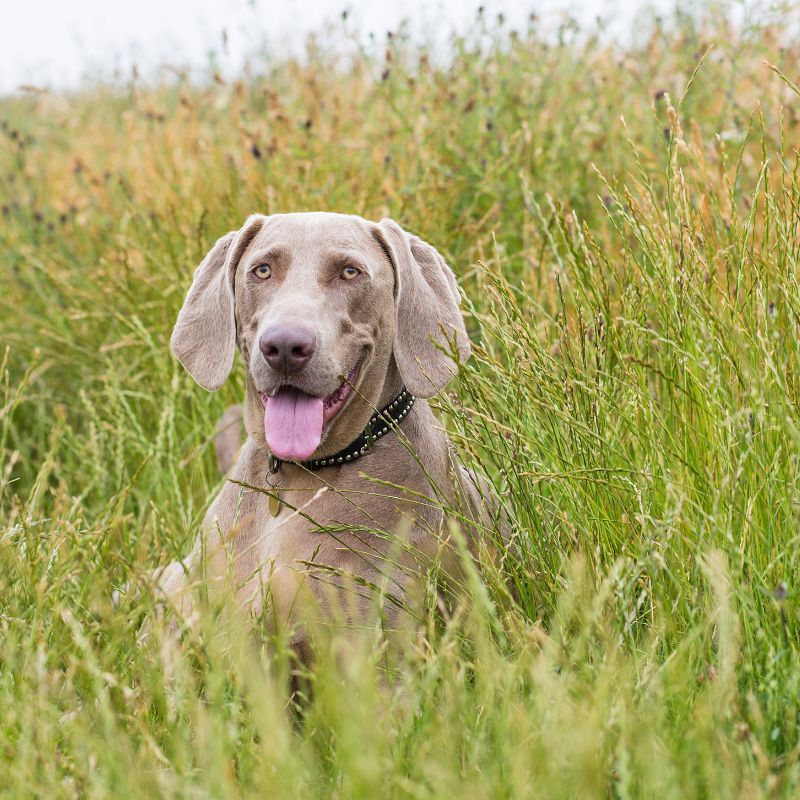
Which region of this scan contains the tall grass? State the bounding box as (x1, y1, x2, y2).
(3, 5, 800, 796)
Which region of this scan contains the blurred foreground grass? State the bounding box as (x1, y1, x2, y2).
(3, 5, 800, 797)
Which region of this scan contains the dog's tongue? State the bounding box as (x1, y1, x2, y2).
(263, 387, 324, 461)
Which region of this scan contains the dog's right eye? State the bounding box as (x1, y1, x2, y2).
(253, 263, 272, 279)
(341, 266, 360, 280)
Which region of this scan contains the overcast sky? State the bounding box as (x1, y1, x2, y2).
(2, 0, 691, 94)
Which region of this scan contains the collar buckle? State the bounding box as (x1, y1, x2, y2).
(266, 454, 284, 488)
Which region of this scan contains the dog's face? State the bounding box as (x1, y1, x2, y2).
(171, 212, 470, 462)
(235, 213, 396, 459)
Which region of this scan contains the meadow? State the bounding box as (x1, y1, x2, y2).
(2, 5, 800, 796)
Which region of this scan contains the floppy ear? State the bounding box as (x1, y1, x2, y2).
(170, 214, 266, 391)
(373, 218, 471, 398)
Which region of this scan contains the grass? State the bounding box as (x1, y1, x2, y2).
(3, 3, 800, 796)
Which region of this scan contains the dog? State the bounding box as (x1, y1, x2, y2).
(158, 212, 497, 650)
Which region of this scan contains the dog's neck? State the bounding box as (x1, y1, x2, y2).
(273, 383, 415, 472)
(375, 357, 404, 412)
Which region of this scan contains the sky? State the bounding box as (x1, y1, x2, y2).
(1, 0, 686, 94)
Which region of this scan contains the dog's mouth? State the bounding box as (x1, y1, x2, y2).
(259, 360, 362, 461)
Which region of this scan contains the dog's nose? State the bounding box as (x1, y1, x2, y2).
(259, 325, 316, 375)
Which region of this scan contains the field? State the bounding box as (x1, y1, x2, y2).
(3, 4, 800, 797)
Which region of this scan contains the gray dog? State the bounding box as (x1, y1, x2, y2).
(161, 212, 495, 650)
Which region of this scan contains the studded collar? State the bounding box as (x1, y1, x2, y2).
(267, 385, 415, 475)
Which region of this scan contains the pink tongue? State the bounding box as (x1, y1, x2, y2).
(264, 387, 324, 461)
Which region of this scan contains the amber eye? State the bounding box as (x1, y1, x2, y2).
(253, 263, 272, 279)
(341, 266, 360, 280)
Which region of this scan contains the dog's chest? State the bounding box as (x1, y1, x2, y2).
(227, 483, 346, 568)
(226, 477, 415, 572)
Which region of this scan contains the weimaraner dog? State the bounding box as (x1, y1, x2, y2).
(161, 212, 495, 650)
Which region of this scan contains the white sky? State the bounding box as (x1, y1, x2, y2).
(1, 0, 684, 94)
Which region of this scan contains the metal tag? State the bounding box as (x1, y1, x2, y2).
(268, 492, 282, 517)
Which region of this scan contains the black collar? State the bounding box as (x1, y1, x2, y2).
(268, 386, 415, 473)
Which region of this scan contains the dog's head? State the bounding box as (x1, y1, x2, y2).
(170, 212, 470, 461)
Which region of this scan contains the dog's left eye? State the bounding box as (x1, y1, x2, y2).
(341, 266, 360, 280)
(253, 263, 272, 279)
